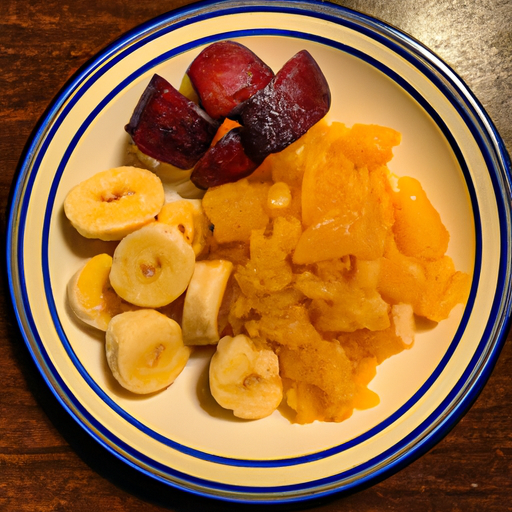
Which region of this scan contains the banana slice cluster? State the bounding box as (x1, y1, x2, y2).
(64, 165, 284, 418)
(63, 167, 229, 397)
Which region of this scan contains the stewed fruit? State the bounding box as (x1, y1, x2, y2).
(237, 49, 331, 164)
(127, 43, 331, 188)
(191, 48, 331, 188)
(186, 40, 275, 120)
(125, 74, 219, 169)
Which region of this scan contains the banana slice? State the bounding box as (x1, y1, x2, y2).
(106, 309, 190, 394)
(209, 334, 283, 419)
(67, 253, 136, 331)
(157, 198, 210, 256)
(182, 260, 233, 346)
(64, 166, 165, 241)
(128, 144, 204, 199)
(109, 222, 195, 308)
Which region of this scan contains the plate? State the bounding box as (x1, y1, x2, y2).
(6, 0, 512, 504)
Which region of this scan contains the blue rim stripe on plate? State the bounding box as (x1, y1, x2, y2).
(7, 0, 512, 503)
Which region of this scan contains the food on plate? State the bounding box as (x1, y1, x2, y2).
(125, 74, 219, 169)
(186, 40, 275, 120)
(191, 49, 331, 188)
(63, 41, 470, 421)
(190, 126, 259, 189)
(202, 178, 271, 243)
(391, 176, 449, 259)
(182, 260, 234, 346)
(109, 222, 195, 308)
(235, 49, 331, 163)
(204, 119, 470, 423)
(63, 166, 165, 241)
(156, 198, 209, 256)
(67, 254, 137, 331)
(126, 45, 331, 190)
(105, 309, 190, 394)
(209, 334, 283, 420)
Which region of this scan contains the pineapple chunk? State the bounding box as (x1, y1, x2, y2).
(335, 123, 401, 170)
(294, 159, 394, 265)
(202, 178, 270, 243)
(378, 235, 470, 322)
(235, 216, 302, 295)
(279, 340, 356, 424)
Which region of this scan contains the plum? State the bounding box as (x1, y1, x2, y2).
(190, 49, 331, 188)
(190, 128, 258, 189)
(187, 41, 274, 120)
(236, 50, 331, 163)
(125, 74, 219, 169)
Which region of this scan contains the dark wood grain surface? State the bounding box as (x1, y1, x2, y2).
(1, 1, 511, 510)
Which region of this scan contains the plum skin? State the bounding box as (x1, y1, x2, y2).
(126, 46, 331, 190)
(191, 128, 258, 189)
(190, 49, 331, 188)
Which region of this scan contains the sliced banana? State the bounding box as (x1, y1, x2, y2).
(157, 198, 209, 256)
(209, 334, 283, 420)
(67, 253, 135, 331)
(106, 309, 190, 394)
(109, 222, 195, 308)
(128, 144, 204, 199)
(64, 166, 165, 241)
(182, 260, 233, 346)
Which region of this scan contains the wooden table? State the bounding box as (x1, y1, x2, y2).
(1, 1, 511, 510)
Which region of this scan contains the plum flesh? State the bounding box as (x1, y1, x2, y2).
(187, 41, 275, 120)
(237, 49, 331, 163)
(125, 74, 219, 170)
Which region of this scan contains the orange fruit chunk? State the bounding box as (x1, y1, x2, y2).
(294, 165, 394, 264)
(392, 176, 449, 260)
(202, 178, 270, 243)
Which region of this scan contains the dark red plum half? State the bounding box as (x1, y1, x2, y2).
(187, 41, 275, 120)
(125, 74, 219, 169)
(237, 50, 331, 163)
(190, 128, 258, 189)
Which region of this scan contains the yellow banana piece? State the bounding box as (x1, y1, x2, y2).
(182, 260, 233, 346)
(105, 309, 190, 394)
(157, 198, 210, 256)
(109, 222, 195, 308)
(209, 334, 283, 420)
(64, 166, 164, 241)
(67, 253, 136, 331)
(128, 144, 204, 199)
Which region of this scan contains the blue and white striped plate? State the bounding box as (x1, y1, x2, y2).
(7, 0, 512, 504)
